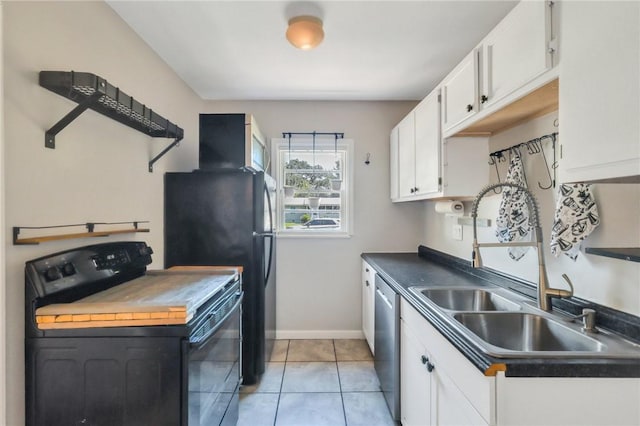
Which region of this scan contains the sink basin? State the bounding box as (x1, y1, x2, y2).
(412, 288, 521, 312)
(454, 312, 605, 352)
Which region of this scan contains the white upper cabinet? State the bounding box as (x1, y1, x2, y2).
(397, 112, 417, 199)
(389, 126, 400, 201)
(558, 1, 640, 183)
(441, 50, 479, 132)
(414, 90, 441, 197)
(480, 1, 551, 110)
(392, 90, 443, 201)
(392, 88, 488, 202)
(442, 0, 554, 136)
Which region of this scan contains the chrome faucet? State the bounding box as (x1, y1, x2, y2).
(470, 182, 573, 311)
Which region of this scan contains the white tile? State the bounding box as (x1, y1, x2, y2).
(241, 362, 285, 394)
(281, 362, 340, 392)
(276, 393, 345, 426)
(239, 392, 279, 426)
(342, 392, 396, 426)
(338, 361, 381, 392)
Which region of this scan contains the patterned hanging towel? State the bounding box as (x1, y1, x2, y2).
(495, 152, 531, 261)
(550, 183, 600, 260)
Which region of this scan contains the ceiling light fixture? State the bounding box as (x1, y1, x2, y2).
(286, 15, 324, 50)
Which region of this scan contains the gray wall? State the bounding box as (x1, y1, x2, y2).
(200, 100, 425, 338)
(3, 2, 204, 424)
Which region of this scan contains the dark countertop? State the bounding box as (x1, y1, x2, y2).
(362, 246, 640, 378)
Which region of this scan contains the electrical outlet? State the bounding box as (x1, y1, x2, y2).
(452, 224, 463, 241)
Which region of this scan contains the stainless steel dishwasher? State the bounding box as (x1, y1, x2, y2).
(374, 274, 400, 421)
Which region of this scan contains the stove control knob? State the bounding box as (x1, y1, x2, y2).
(62, 263, 76, 276)
(139, 245, 153, 256)
(44, 266, 62, 282)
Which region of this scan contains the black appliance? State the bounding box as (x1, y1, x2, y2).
(25, 241, 242, 426)
(199, 113, 268, 171)
(165, 168, 276, 385)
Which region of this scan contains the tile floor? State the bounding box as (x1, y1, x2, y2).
(239, 339, 397, 426)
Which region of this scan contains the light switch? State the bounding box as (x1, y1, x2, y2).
(452, 224, 463, 241)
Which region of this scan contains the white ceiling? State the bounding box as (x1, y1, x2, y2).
(107, 1, 518, 101)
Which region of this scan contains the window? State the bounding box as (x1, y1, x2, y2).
(272, 136, 353, 236)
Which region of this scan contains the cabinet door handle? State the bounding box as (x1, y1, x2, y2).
(427, 362, 435, 373)
(365, 280, 370, 287)
(481, 95, 488, 104)
(414, 187, 419, 192)
(421, 355, 428, 365)
(466, 104, 473, 112)
(410, 188, 415, 194)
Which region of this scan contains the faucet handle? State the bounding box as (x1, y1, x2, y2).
(561, 274, 574, 294)
(546, 274, 574, 299)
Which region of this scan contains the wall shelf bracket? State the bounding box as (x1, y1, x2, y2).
(149, 136, 183, 172)
(45, 91, 104, 148)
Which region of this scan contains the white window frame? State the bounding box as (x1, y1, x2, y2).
(271, 137, 354, 238)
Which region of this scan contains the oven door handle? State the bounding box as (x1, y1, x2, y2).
(190, 292, 243, 349)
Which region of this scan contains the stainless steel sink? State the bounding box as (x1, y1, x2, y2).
(413, 288, 520, 312)
(407, 284, 640, 358)
(453, 312, 604, 352)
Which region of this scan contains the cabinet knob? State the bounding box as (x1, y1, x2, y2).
(481, 95, 488, 104)
(414, 187, 419, 192)
(410, 188, 415, 194)
(466, 104, 473, 112)
(427, 362, 435, 373)
(421, 355, 428, 365)
(365, 280, 370, 287)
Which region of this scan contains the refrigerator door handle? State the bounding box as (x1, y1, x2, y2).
(253, 232, 274, 238)
(263, 182, 275, 286)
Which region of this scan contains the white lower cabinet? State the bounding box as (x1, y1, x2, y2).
(401, 299, 491, 426)
(400, 298, 640, 426)
(361, 260, 376, 354)
(496, 375, 640, 426)
(400, 319, 434, 426)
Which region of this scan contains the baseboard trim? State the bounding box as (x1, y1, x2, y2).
(276, 330, 365, 340)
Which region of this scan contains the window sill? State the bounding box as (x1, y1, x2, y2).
(276, 231, 352, 239)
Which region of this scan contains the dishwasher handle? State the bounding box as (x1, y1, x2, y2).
(376, 287, 393, 310)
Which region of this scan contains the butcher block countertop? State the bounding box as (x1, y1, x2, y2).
(36, 267, 241, 329)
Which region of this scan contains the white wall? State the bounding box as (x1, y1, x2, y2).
(201, 101, 425, 338)
(0, 2, 6, 422)
(3, 2, 203, 425)
(423, 112, 640, 316)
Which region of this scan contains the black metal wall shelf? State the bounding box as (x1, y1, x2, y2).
(39, 71, 184, 172)
(13, 221, 149, 245)
(585, 247, 640, 263)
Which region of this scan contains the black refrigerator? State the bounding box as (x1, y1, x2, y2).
(164, 168, 276, 385)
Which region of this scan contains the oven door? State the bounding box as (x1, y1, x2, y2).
(188, 291, 242, 426)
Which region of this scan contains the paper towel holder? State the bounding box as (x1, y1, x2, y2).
(435, 201, 464, 216)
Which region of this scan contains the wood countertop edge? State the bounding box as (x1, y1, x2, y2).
(165, 265, 243, 273)
(37, 317, 188, 329)
(484, 363, 507, 376)
(36, 303, 188, 315)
